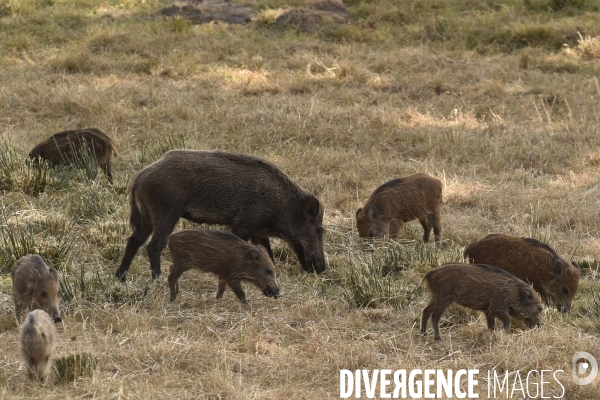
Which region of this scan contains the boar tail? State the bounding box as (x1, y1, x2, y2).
(420, 270, 433, 289)
(129, 183, 143, 232)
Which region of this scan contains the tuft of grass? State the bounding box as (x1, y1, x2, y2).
(68, 185, 118, 223)
(138, 132, 187, 166)
(59, 262, 153, 305)
(0, 221, 75, 271)
(53, 353, 98, 383)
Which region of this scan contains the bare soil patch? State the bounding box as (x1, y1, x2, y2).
(158, 0, 254, 25)
(275, 0, 349, 32)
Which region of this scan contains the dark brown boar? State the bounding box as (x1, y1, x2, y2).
(20, 309, 56, 382)
(29, 128, 118, 184)
(420, 262, 543, 340)
(356, 173, 442, 243)
(12, 254, 61, 323)
(463, 233, 580, 313)
(168, 228, 281, 303)
(115, 150, 326, 280)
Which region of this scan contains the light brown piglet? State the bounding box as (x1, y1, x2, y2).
(29, 128, 118, 184)
(168, 228, 281, 304)
(356, 173, 442, 243)
(464, 234, 580, 312)
(12, 254, 61, 323)
(421, 262, 543, 340)
(20, 309, 56, 382)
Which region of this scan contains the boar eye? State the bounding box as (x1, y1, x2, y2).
(562, 287, 569, 295)
(29, 357, 36, 366)
(266, 269, 273, 276)
(41, 291, 48, 298)
(45, 356, 49, 362)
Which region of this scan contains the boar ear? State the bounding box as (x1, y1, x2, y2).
(366, 204, 379, 221)
(356, 208, 362, 217)
(519, 286, 534, 303)
(571, 261, 580, 269)
(551, 260, 566, 278)
(250, 247, 260, 262)
(49, 268, 59, 279)
(300, 195, 321, 222)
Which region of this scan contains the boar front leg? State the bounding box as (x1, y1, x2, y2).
(251, 236, 274, 262)
(216, 279, 227, 299)
(497, 312, 511, 331)
(485, 313, 496, 330)
(227, 279, 248, 303)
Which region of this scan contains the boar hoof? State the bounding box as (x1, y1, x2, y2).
(151, 270, 161, 279)
(115, 269, 127, 282)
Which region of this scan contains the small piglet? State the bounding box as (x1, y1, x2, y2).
(356, 173, 442, 243)
(421, 262, 543, 340)
(29, 128, 118, 184)
(12, 254, 61, 323)
(168, 228, 281, 304)
(20, 309, 56, 382)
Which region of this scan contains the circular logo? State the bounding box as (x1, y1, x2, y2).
(572, 352, 598, 386)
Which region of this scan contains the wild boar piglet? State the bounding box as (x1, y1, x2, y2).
(356, 173, 442, 244)
(464, 234, 579, 312)
(421, 262, 543, 340)
(12, 254, 61, 323)
(168, 228, 281, 304)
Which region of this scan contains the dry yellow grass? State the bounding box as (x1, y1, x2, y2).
(1, 0, 600, 398)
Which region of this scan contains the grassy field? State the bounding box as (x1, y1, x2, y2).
(1, 0, 600, 398)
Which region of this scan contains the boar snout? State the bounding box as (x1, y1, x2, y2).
(263, 286, 281, 298)
(294, 242, 326, 274)
(51, 313, 62, 323)
(556, 301, 571, 313)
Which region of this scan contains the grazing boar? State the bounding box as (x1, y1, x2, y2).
(20, 309, 57, 382)
(168, 228, 281, 303)
(356, 173, 442, 243)
(29, 128, 118, 184)
(420, 262, 543, 340)
(12, 254, 61, 323)
(115, 150, 326, 280)
(463, 234, 580, 313)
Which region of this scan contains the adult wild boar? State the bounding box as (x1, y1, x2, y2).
(356, 173, 442, 243)
(464, 233, 579, 313)
(12, 254, 61, 323)
(168, 228, 281, 303)
(29, 128, 118, 184)
(115, 150, 325, 280)
(421, 262, 543, 340)
(20, 309, 57, 382)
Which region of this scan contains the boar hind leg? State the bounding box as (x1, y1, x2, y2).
(116, 224, 153, 281)
(216, 279, 227, 299)
(430, 210, 441, 244)
(431, 297, 452, 340)
(227, 280, 248, 303)
(167, 268, 183, 302)
(147, 215, 180, 279)
(421, 302, 435, 334)
(419, 217, 433, 243)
